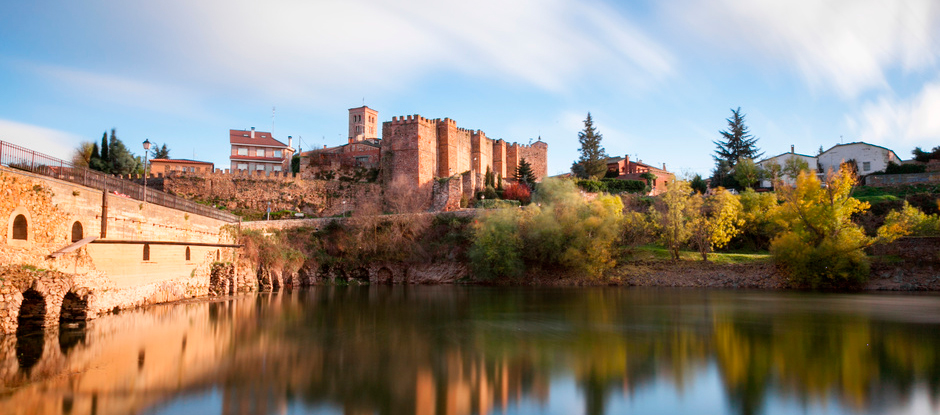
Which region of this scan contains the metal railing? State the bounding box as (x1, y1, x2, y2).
(0, 140, 238, 223)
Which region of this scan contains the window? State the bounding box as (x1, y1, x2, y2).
(71, 221, 83, 243)
(256, 164, 266, 171)
(237, 163, 248, 170)
(185, 247, 191, 261)
(143, 244, 150, 261)
(273, 165, 282, 172)
(256, 149, 265, 157)
(863, 162, 871, 172)
(237, 148, 248, 156)
(12, 214, 27, 240)
(274, 150, 282, 158)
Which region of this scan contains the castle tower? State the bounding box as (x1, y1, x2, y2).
(348, 106, 379, 143)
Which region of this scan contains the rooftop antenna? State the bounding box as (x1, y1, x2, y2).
(272, 106, 276, 136)
(840, 135, 843, 144)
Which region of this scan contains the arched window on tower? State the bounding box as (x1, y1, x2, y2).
(185, 246, 191, 261)
(143, 244, 151, 261)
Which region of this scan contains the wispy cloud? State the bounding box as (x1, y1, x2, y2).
(665, 0, 940, 98)
(847, 78, 940, 152)
(125, 0, 675, 102)
(0, 119, 83, 160)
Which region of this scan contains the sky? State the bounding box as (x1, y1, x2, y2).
(2, 0, 939, 178)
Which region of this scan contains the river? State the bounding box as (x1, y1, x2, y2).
(1, 286, 939, 415)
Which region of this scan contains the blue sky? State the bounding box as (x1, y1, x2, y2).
(2, 0, 939, 178)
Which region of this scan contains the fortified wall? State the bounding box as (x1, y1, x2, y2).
(0, 166, 240, 334)
(382, 115, 548, 204)
(162, 171, 381, 218)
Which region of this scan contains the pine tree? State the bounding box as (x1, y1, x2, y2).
(711, 107, 762, 189)
(713, 107, 762, 169)
(516, 158, 536, 186)
(574, 113, 608, 180)
(151, 143, 170, 159)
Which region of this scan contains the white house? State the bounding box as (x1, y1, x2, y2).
(817, 142, 900, 176)
(757, 146, 818, 187)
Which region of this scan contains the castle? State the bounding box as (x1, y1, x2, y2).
(301, 107, 548, 203)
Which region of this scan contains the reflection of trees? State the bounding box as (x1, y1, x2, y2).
(4, 287, 940, 415)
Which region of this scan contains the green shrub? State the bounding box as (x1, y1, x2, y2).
(575, 179, 605, 193)
(601, 178, 646, 194)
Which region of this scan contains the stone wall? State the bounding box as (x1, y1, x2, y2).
(865, 171, 940, 187)
(0, 166, 241, 334)
(868, 237, 940, 263)
(163, 172, 381, 218)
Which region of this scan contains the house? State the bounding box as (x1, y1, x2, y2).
(300, 106, 384, 178)
(756, 145, 817, 187)
(606, 155, 674, 195)
(149, 158, 215, 175)
(817, 142, 901, 177)
(229, 128, 295, 173)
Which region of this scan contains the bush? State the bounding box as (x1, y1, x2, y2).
(601, 178, 646, 194)
(575, 179, 605, 193)
(468, 209, 525, 280)
(502, 182, 531, 204)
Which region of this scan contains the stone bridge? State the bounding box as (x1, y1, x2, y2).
(0, 164, 239, 335)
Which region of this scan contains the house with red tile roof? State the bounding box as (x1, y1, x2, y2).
(229, 128, 295, 173)
(149, 158, 215, 175)
(606, 155, 674, 195)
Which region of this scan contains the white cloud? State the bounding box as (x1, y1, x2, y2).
(0, 120, 83, 161)
(665, 0, 940, 98)
(84, 0, 675, 103)
(848, 79, 940, 152)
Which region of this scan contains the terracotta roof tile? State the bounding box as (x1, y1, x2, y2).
(150, 158, 213, 165)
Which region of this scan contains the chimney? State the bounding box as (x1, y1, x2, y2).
(791, 145, 794, 154)
(323, 145, 327, 149)
(663, 163, 666, 171)
(250, 127, 255, 139)
(624, 155, 630, 174)
(288, 136, 293, 149)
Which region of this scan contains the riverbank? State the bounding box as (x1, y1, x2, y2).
(505, 259, 940, 291)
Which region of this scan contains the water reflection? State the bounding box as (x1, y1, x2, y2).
(1, 287, 939, 415)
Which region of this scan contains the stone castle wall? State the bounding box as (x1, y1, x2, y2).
(163, 172, 381, 218)
(382, 114, 548, 206)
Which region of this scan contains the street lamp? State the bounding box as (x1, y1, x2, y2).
(142, 139, 151, 201)
(343, 200, 347, 218)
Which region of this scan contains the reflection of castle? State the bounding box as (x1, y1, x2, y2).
(300, 107, 548, 197)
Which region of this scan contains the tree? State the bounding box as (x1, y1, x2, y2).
(782, 157, 811, 180)
(733, 157, 760, 189)
(770, 165, 907, 288)
(574, 113, 608, 179)
(649, 180, 696, 260)
(516, 158, 536, 186)
(151, 143, 170, 159)
(688, 188, 744, 260)
(88, 129, 141, 175)
(690, 174, 708, 194)
(99, 132, 110, 164)
(712, 107, 762, 188)
(71, 141, 96, 167)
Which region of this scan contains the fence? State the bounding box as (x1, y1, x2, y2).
(0, 140, 239, 223)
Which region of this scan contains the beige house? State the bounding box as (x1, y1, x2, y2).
(149, 158, 215, 175)
(229, 128, 295, 173)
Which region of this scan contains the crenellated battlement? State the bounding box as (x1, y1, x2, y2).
(389, 114, 436, 127)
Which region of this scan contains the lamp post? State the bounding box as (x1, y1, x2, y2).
(142, 139, 151, 201)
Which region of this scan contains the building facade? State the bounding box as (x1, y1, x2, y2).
(300, 107, 384, 178)
(606, 155, 674, 195)
(229, 128, 295, 173)
(817, 142, 900, 176)
(149, 158, 215, 175)
(756, 146, 818, 187)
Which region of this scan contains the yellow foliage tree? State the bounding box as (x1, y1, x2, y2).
(689, 187, 745, 261)
(771, 165, 908, 288)
(650, 180, 696, 260)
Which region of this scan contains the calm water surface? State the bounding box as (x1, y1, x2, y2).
(2, 286, 940, 415)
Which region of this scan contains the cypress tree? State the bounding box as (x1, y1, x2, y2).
(99, 132, 110, 164)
